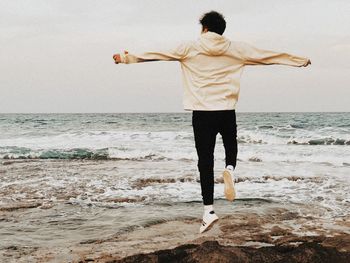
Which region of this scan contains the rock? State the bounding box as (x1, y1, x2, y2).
(248, 157, 262, 162)
(270, 226, 290, 236)
(108, 240, 350, 263)
(0, 202, 42, 211)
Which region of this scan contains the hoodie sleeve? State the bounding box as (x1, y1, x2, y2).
(120, 42, 190, 64)
(237, 42, 309, 67)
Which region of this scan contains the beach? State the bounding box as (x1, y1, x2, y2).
(0, 113, 349, 262)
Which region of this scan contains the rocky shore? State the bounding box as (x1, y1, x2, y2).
(108, 240, 350, 263)
(2, 204, 350, 262)
(1, 161, 349, 263)
(64, 206, 349, 263)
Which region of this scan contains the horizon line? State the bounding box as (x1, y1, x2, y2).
(0, 111, 349, 114)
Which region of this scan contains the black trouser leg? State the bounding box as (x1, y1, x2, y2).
(192, 110, 238, 205)
(192, 111, 218, 205)
(219, 110, 238, 168)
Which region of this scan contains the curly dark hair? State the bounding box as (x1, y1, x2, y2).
(199, 11, 226, 35)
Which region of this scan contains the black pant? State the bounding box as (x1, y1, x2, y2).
(192, 110, 237, 205)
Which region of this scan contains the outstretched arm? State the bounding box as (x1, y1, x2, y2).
(237, 42, 311, 67)
(113, 42, 189, 64)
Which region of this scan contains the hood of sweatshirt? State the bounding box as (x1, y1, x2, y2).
(198, 31, 231, 55)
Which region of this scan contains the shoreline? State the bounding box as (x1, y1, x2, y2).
(4, 204, 348, 262)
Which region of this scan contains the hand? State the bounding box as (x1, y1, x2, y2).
(303, 59, 311, 67)
(113, 51, 129, 64)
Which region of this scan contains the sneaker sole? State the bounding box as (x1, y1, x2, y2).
(223, 170, 236, 201)
(199, 217, 219, 234)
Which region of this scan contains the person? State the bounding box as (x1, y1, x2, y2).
(113, 11, 311, 234)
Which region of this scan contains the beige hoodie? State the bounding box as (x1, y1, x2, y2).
(119, 32, 309, 111)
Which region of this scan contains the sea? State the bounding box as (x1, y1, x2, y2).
(0, 112, 349, 254)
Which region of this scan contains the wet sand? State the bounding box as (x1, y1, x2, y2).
(2, 203, 349, 262)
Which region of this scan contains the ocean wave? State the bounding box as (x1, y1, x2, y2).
(1, 128, 349, 155)
(217, 175, 324, 184)
(0, 147, 174, 161)
(338, 124, 350, 128)
(238, 132, 350, 146)
(123, 175, 326, 190)
(0, 147, 108, 160)
(258, 125, 274, 129)
(237, 136, 266, 144)
(290, 124, 305, 129)
(1, 148, 348, 167)
(288, 138, 350, 145)
(257, 124, 307, 130)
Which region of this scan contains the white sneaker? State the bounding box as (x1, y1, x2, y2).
(223, 168, 236, 201)
(199, 211, 219, 234)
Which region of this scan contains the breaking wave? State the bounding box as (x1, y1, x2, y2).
(0, 147, 109, 160)
(288, 137, 350, 145)
(0, 146, 183, 161)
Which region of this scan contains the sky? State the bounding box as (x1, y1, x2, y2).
(0, 0, 349, 113)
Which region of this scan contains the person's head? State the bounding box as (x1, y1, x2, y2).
(199, 11, 226, 35)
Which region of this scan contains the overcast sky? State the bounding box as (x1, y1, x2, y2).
(0, 0, 349, 113)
